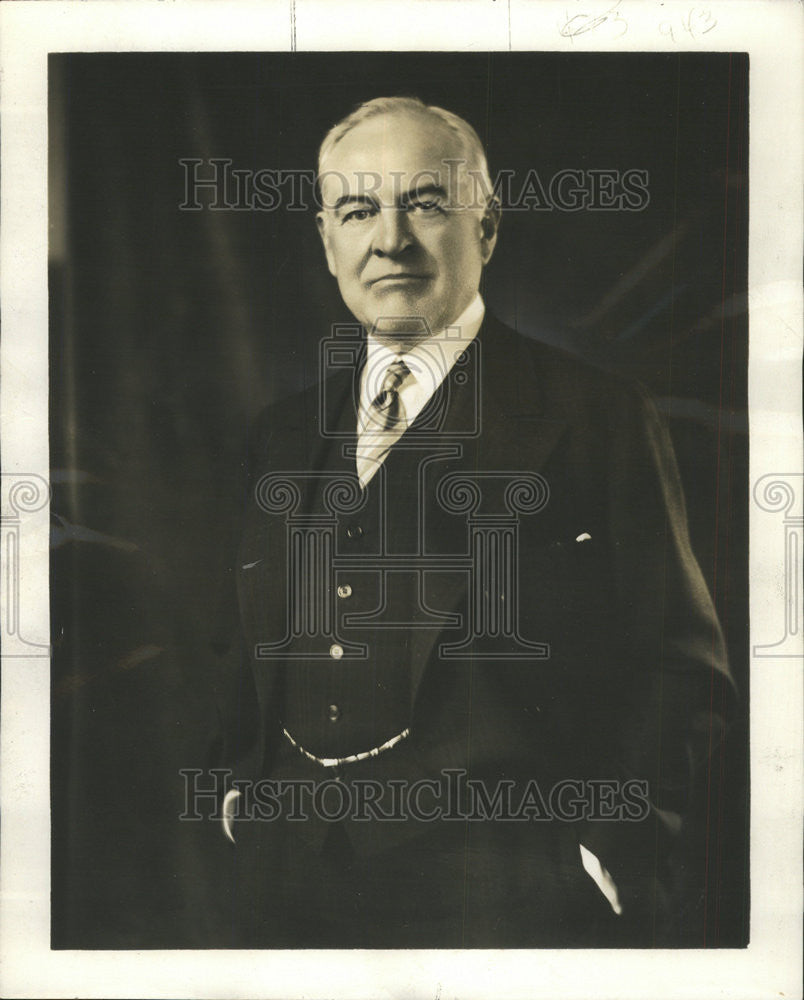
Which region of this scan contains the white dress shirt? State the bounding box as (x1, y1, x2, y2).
(355, 292, 485, 488)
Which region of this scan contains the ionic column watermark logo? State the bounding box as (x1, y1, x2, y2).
(435, 472, 550, 659)
(1, 474, 50, 657)
(253, 467, 550, 661)
(753, 473, 803, 658)
(254, 474, 369, 660)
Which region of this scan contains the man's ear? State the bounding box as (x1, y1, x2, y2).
(479, 197, 501, 266)
(316, 212, 338, 277)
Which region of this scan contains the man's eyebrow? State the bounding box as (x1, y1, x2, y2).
(332, 194, 377, 212)
(402, 183, 448, 202)
(330, 184, 449, 212)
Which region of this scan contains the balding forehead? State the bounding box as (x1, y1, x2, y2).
(320, 110, 466, 172)
(319, 112, 486, 212)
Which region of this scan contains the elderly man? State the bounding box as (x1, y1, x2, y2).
(212, 96, 731, 948)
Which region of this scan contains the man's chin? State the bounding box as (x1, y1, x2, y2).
(368, 305, 442, 341)
(372, 315, 431, 332)
(361, 288, 439, 336)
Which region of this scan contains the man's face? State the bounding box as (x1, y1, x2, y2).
(317, 112, 499, 342)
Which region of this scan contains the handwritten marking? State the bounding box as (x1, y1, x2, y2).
(557, 3, 719, 44)
(559, 1, 628, 41)
(659, 7, 718, 43)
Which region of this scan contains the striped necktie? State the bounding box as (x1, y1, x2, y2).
(356, 358, 410, 487)
(371, 358, 409, 430)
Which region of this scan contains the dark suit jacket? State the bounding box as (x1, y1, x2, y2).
(212, 313, 733, 937)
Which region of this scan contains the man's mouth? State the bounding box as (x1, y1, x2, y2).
(368, 273, 430, 286)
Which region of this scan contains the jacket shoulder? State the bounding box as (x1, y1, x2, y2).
(484, 314, 650, 419)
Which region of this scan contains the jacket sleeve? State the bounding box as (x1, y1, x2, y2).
(579, 380, 736, 928)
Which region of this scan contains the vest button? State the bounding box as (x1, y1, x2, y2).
(329, 644, 344, 659)
(346, 524, 363, 539)
(337, 584, 352, 599)
(328, 704, 341, 722)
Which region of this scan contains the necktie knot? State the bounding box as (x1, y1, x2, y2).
(378, 357, 409, 399)
(372, 358, 409, 427)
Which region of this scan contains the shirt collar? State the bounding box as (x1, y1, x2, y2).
(362, 293, 485, 403)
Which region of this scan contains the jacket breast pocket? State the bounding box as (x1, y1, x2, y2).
(518, 529, 612, 655)
(560, 527, 602, 592)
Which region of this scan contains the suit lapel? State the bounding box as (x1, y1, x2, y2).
(306, 365, 362, 505)
(408, 318, 568, 706)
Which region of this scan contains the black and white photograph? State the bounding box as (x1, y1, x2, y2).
(1, 2, 801, 998)
(48, 49, 748, 951)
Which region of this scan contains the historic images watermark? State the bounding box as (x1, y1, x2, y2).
(178, 158, 650, 213)
(179, 768, 651, 824)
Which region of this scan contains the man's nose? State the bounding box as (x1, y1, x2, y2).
(371, 208, 413, 256)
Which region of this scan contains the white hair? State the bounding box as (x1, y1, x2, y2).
(317, 96, 494, 204)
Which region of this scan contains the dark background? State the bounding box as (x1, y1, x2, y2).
(49, 52, 748, 948)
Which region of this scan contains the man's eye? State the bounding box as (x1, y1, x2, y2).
(408, 200, 442, 214)
(342, 208, 374, 223)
